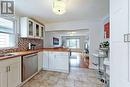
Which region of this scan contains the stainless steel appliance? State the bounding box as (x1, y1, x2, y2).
(22, 53, 38, 82)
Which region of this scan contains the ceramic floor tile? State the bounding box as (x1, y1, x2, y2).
(57, 78, 75, 87)
(21, 68, 105, 87)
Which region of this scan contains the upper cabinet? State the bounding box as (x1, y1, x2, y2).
(28, 19, 34, 37)
(35, 23, 40, 38)
(40, 25, 45, 39)
(20, 17, 45, 39)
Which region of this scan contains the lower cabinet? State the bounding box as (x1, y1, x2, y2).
(48, 52, 55, 70)
(54, 55, 69, 71)
(38, 52, 43, 71)
(43, 51, 49, 69)
(0, 57, 21, 87)
(43, 51, 70, 73)
(0, 67, 8, 87)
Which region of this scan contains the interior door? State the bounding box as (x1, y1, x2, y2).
(128, 0, 130, 82)
(110, 0, 130, 86)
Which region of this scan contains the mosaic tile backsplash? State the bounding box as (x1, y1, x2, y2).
(0, 37, 43, 53)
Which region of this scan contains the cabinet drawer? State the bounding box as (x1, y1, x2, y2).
(0, 57, 21, 67)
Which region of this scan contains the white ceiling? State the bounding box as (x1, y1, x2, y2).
(15, 0, 109, 24)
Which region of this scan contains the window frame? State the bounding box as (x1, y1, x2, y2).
(66, 38, 80, 49)
(0, 17, 18, 49)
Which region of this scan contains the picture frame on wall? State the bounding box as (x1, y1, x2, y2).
(53, 37, 59, 45)
(104, 22, 110, 39)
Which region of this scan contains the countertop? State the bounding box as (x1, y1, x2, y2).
(0, 48, 70, 60)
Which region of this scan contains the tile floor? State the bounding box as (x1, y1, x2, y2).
(21, 67, 105, 87)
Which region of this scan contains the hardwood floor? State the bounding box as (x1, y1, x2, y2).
(70, 52, 89, 68)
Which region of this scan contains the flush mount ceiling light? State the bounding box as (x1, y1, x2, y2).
(52, 0, 66, 15)
(68, 32, 76, 36)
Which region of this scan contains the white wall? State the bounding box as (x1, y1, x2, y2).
(45, 20, 102, 69)
(44, 32, 62, 47)
(44, 31, 88, 51)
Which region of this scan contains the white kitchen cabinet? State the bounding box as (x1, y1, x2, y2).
(0, 67, 8, 87)
(43, 51, 70, 73)
(8, 61, 21, 87)
(54, 52, 69, 72)
(48, 52, 56, 70)
(110, 0, 130, 87)
(0, 57, 21, 87)
(35, 23, 40, 38)
(43, 51, 49, 69)
(20, 17, 35, 38)
(40, 25, 45, 39)
(20, 17, 45, 39)
(38, 52, 43, 71)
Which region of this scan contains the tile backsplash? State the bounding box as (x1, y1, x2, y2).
(0, 37, 43, 53)
(18, 38, 43, 51)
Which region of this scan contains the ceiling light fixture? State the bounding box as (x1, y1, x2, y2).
(68, 32, 76, 36)
(52, 0, 66, 15)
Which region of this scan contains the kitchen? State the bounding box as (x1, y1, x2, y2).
(0, 0, 111, 87)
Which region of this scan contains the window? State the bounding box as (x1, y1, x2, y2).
(66, 38, 80, 48)
(0, 17, 16, 48)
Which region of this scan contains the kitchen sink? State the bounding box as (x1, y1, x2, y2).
(0, 53, 16, 57)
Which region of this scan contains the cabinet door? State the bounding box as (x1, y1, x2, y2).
(28, 19, 34, 37)
(48, 52, 55, 70)
(54, 55, 69, 71)
(8, 62, 21, 87)
(0, 67, 7, 87)
(38, 52, 43, 71)
(43, 52, 49, 69)
(40, 25, 44, 38)
(35, 23, 40, 38)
